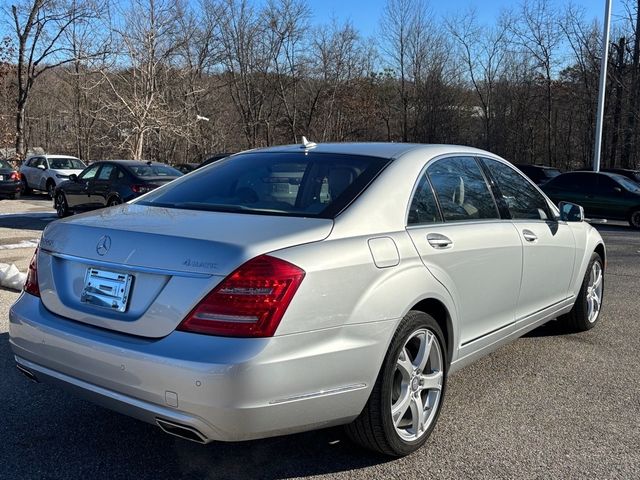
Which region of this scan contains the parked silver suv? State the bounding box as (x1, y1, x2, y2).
(20, 154, 86, 198)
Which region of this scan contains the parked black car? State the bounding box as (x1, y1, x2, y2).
(601, 168, 640, 184)
(515, 164, 562, 186)
(542, 171, 640, 228)
(173, 163, 199, 174)
(0, 159, 22, 199)
(199, 153, 234, 169)
(54, 160, 182, 217)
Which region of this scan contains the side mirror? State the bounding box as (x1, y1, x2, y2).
(559, 201, 584, 222)
(614, 186, 622, 193)
(68, 173, 78, 182)
(37, 164, 46, 170)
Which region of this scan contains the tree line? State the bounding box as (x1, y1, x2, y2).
(0, 0, 639, 170)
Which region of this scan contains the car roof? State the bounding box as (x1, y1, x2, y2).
(43, 154, 81, 159)
(95, 160, 168, 166)
(245, 142, 493, 160)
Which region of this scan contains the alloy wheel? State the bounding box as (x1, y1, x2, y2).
(56, 193, 67, 217)
(631, 211, 640, 229)
(586, 261, 603, 323)
(391, 328, 444, 442)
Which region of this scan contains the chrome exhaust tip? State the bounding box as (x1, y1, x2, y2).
(155, 418, 207, 444)
(16, 364, 39, 383)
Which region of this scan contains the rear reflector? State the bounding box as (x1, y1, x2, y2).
(24, 249, 40, 297)
(177, 255, 305, 337)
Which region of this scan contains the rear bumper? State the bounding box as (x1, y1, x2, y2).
(9, 292, 396, 442)
(0, 180, 21, 195)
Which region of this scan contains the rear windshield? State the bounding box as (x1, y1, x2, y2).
(543, 169, 561, 178)
(0, 159, 12, 169)
(49, 158, 86, 169)
(128, 164, 182, 177)
(136, 152, 390, 218)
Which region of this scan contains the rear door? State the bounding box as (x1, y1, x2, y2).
(406, 156, 523, 346)
(480, 157, 576, 319)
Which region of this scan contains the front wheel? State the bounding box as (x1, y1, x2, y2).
(21, 178, 32, 195)
(559, 252, 604, 332)
(55, 192, 70, 218)
(345, 311, 447, 456)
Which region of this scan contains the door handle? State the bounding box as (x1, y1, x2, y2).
(427, 233, 453, 249)
(522, 229, 538, 243)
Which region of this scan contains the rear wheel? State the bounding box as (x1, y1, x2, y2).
(559, 252, 604, 332)
(629, 209, 640, 229)
(107, 196, 121, 207)
(55, 192, 70, 218)
(345, 311, 446, 456)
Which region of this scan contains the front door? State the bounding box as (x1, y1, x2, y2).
(480, 158, 576, 319)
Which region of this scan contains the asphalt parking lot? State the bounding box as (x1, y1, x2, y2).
(0, 196, 639, 479)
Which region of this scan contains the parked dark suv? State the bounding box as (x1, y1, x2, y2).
(542, 171, 640, 228)
(54, 160, 182, 217)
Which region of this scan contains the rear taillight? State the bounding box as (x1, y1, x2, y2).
(10, 171, 20, 181)
(178, 255, 305, 337)
(131, 184, 158, 194)
(24, 249, 40, 297)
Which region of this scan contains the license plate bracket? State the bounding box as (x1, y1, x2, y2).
(81, 268, 132, 313)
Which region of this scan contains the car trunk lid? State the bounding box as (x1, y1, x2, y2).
(37, 203, 333, 337)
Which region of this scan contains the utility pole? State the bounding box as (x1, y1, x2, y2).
(593, 0, 613, 172)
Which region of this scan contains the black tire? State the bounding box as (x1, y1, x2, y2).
(55, 192, 70, 218)
(9, 190, 21, 200)
(46, 180, 56, 199)
(22, 177, 32, 195)
(559, 252, 604, 332)
(107, 196, 121, 207)
(629, 209, 640, 229)
(345, 311, 447, 456)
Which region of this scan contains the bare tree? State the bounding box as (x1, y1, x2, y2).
(510, 0, 564, 165)
(447, 9, 508, 149)
(9, 0, 103, 159)
(99, 0, 189, 159)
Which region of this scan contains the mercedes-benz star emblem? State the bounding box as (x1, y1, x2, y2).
(96, 235, 112, 256)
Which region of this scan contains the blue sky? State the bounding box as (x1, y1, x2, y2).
(302, 0, 628, 37)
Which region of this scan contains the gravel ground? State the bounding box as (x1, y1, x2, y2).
(0, 199, 638, 479)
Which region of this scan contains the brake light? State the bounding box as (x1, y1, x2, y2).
(24, 249, 40, 297)
(10, 171, 20, 181)
(131, 184, 158, 194)
(178, 255, 305, 337)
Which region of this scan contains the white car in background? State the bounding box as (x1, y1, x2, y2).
(20, 155, 87, 198)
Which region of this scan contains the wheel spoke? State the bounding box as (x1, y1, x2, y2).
(420, 370, 443, 391)
(413, 332, 433, 371)
(391, 390, 412, 426)
(396, 348, 413, 378)
(409, 394, 426, 434)
(593, 272, 603, 290)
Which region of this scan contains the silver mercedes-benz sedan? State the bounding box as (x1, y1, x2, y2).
(10, 143, 605, 456)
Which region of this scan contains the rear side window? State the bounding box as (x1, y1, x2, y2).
(97, 164, 115, 180)
(408, 172, 441, 225)
(482, 158, 550, 221)
(137, 152, 391, 218)
(427, 157, 498, 221)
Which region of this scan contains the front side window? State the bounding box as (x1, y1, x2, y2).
(482, 158, 550, 221)
(137, 152, 391, 218)
(79, 164, 100, 181)
(427, 157, 499, 221)
(408, 172, 441, 225)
